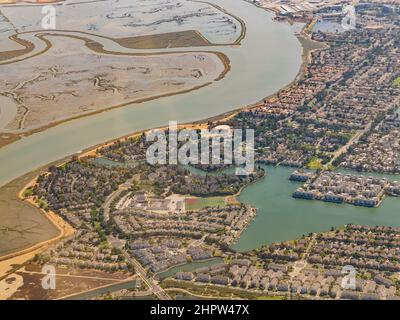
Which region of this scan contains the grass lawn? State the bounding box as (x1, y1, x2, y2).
(306, 157, 324, 170)
(23, 187, 33, 197)
(393, 76, 400, 87)
(36, 198, 49, 210)
(185, 196, 227, 210)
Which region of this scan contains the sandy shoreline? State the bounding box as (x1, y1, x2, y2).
(0, 175, 75, 280)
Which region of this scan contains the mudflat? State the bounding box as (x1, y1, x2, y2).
(0, 35, 226, 132)
(0, 168, 59, 257)
(0, 37, 34, 62)
(115, 30, 212, 49)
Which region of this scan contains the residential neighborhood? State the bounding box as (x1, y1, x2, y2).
(167, 225, 400, 300)
(2, 0, 400, 302)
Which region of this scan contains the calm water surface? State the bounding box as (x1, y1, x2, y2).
(4, 1, 394, 257)
(156, 258, 224, 280)
(0, 0, 302, 256)
(63, 280, 139, 300)
(233, 165, 400, 252)
(0, 0, 302, 188)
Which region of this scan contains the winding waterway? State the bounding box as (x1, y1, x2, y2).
(0, 0, 302, 187)
(1, 0, 399, 262)
(233, 165, 400, 252)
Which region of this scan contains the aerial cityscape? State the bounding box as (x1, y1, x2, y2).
(0, 0, 400, 304)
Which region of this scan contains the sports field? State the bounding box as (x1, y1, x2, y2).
(185, 197, 227, 210)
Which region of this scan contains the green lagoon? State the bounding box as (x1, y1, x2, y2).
(233, 165, 400, 252)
